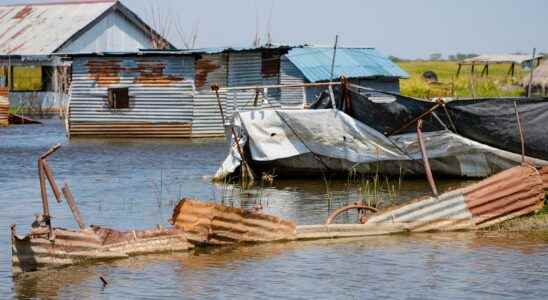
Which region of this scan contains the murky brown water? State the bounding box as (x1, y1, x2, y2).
(2, 119, 548, 299)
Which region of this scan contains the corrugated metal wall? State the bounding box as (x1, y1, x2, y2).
(279, 56, 306, 107)
(59, 10, 154, 54)
(192, 54, 229, 137)
(69, 56, 195, 138)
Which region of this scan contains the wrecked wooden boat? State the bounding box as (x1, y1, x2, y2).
(12, 146, 546, 275)
(11, 145, 193, 276)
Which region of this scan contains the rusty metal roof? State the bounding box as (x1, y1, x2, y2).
(0, 1, 173, 55)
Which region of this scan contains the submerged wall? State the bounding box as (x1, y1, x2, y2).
(69, 56, 195, 138)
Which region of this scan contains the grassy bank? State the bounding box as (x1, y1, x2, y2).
(483, 204, 548, 232)
(398, 61, 528, 99)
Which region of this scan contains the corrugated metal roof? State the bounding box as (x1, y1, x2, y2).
(285, 47, 409, 82)
(0, 1, 117, 55)
(0, 1, 173, 56)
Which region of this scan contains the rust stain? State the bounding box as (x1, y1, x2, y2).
(10, 24, 32, 40)
(0, 23, 18, 40)
(13, 5, 32, 20)
(0, 8, 15, 21)
(132, 63, 183, 85)
(171, 198, 296, 245)
(86, 59, 123, 86)
(195, 58, 220, 88)
(7, 43, 25, 54)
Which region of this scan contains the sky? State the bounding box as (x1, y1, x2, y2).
(1, 0, 547, 59)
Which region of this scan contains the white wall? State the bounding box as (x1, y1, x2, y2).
(58, 10, 153, 53)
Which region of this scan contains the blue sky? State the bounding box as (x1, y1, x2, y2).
(2, 0, 547, 59)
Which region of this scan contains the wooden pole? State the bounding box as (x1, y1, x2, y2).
(513, 101, 526, 163)
(329, 35, 339, 109)
(62, 183, 86, 229)
(416, 120, 438, 197)
(527, 48, 536, 98)
(42, 160, 62, 203)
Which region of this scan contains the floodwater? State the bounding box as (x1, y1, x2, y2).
(1, 119, 548, 299)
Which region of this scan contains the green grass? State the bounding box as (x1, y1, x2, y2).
(398, 61, 528, 99)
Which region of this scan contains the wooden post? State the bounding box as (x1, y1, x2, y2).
(416, 120, 438, 197)
(62, 183, 86, 229)
(456, 64, 462, 78)
(527, 48, 536, 98)
(471, 63, 475, 75)
(42, 160, 62, 203)
(481, 64, 488, 77)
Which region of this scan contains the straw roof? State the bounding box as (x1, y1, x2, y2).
(522, 59, 548, 88)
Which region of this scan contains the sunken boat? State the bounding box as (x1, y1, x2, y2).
(13, 145, 546, 274)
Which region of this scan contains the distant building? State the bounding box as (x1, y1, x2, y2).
(0, 0, 172, 113)
(66, 46, 408, 138)
(522, 59, 548, 96)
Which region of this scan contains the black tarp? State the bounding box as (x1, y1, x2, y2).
(311, 87, 548, 160)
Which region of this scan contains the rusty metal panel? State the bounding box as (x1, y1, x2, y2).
(12, 226, 193, 275)
(539, 166, 548, 191)
(195, 54, 228, 91)
(0, 87, 8, 126)
(366, 165, 544, 231)
(68, 56, 195, 137)
(171, 199, 296, 245)
(192, 54, 228, 137)
(463, 165, 544, 228)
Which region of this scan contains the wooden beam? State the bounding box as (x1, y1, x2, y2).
(62, 183, 86, 229)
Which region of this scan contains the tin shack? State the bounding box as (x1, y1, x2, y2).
(0, 0, 172, 114)
(66, 46, 407, 138)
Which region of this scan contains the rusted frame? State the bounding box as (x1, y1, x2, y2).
(325, 203, 378, 225)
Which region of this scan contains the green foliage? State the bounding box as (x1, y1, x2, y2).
(398, 61, 528, 99)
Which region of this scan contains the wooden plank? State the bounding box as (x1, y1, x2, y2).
(61, 184, 86, 230)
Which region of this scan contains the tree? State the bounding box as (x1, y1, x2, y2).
(429, 53, 443, 61)
(388, 55, 402, 62)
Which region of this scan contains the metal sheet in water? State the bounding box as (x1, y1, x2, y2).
(170, 199, 297, 245)
(11, 226, 193, 275)
(366, 165, 544, 231)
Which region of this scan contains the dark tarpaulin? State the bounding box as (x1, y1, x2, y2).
(311, 86, 548, 160)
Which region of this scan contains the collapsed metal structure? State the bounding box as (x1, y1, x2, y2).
(11, 143, 547, 275)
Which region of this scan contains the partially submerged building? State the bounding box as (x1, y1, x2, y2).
(0, 0, 172, 113)
(66, 46, 408, 138)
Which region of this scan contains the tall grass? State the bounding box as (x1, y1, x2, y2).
(398, 61, 528, 99)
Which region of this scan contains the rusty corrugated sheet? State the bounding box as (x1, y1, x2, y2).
(170, 199, 296, 245)
(0, 87, 8, 126)
(11, 226, 193, 275)
(68, 56, 195, 138)
(366, 165, 544, 231)
(539, 166, 548, 191)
